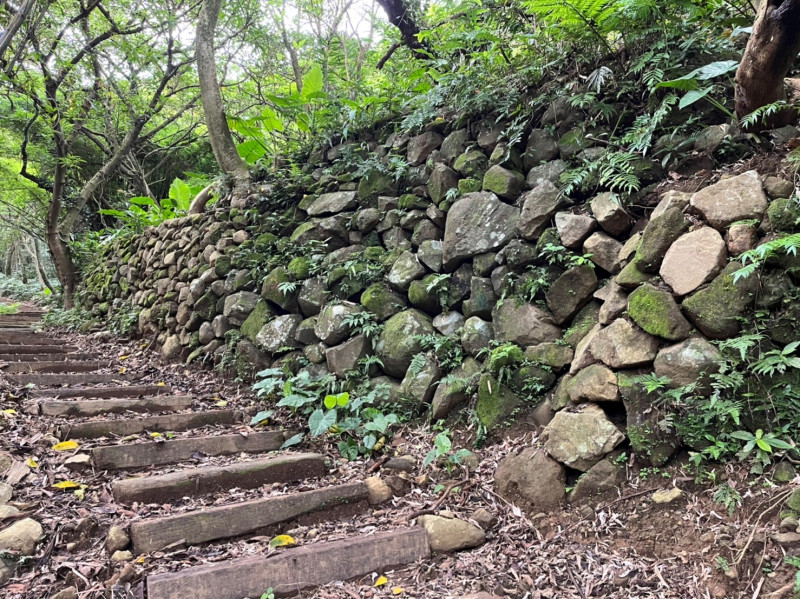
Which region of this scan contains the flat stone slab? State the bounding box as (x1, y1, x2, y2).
(0, 352, 99, 362)
(36, 395, 192, 417)
(111, 453, 327, 504)
(0, 336, 66, 345)
(8, 373, 136, 386)
(131, 482, 367, 553)
(30, 384, 172, 399)
(92, 430, 287, 470)
(3, 360, 111, 373)
(57, 410, 237, 439)
(146, 527, 430, 599)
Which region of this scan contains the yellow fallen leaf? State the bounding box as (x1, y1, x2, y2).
(215, 400, 228, 407)
(74, 487, 85, 500)
(3, 409, 16, 415)
(374, 576, 388, 587)
(149, 432, 163, 438)
(53, 480, 81, 489)
(392, 588, 404, 595)
(25, 457, 38, 468)
(269, 534, 296, 548)
(119, 367, 127, 374)
(52, 440, 79, 451)
(119, 355, 129, 360)
(156, 382, 166, 386)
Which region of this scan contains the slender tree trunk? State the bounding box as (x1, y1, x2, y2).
(735, 0, 800, 130)
(376, 0, 433, 61)
(196, 0, 249, 179)
(0, 0, 36, 64)
(46, 143, 76, 309)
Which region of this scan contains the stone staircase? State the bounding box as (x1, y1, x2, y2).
(0, 311, 432, 598)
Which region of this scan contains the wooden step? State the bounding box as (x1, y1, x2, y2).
(9, 372, 135, 386)
(0, 352, 99, 362)
(3, 345, 76, 354)
(92, 430, 286, 470)
(131, 481, 368, 554)
(0, 336, 65, 345)
(146, 527, 430, 599)
(3, 360, 110, 373)
(111, 453, 326, 504)
(57, 410, 237, 439)
(30, 384, 172, 399)
(35, 395, 193, 417)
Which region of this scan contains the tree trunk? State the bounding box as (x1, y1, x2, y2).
(376, 0, 432, 61)
(196, 0, 250, 179)
(735, 0, 800, 130)
(46, 151, 76, 309)
(0, 0, 36, 64)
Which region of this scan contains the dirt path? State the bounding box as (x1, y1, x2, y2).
(0, 311, 790, 599)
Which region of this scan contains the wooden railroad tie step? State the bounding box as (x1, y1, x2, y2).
(1, 344, 76, 354)
(34, 395, 192, 417)
(8, 373, 136, 386)
(3, 360, 111, 373)
(0, 352, 99, 362)
(57, 410, 238, 439)
(92, 430, 287, 470)
(130, 481, 368, 554)
(146, 527, 431, 599)
(0, 336, 65, 345)
(111, 453, 327, 504)
(30, 384, 173, 399)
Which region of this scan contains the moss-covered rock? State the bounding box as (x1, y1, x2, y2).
(375, 309, 435, 378)
(682, 262, 758, 339)
(453, 150, 489, 179)
(477, 374, 521, 430)
(407, 274, 446, 314)
(482, 165, 524, 200)
(261, 266, 298, 311)
(240, 299, 274, 343)
(767, 197, 800, 232)
(194, 290, 218, 320)
(458, 178, 481, 195)
(627, 284, 692, 341)
(618, 372, 678, 466)
(287, 256, 311, 280)
(360, 283, 406, 321)
(358, 169, 396, 200)
(636, 207, 690, 273)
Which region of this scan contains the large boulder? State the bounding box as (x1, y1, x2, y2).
(361, 283, 406, 321)
(618, 372, 679, 466)
(476, 374, 521, 430)
(261, 266, 298, 311)
(543, 403, 625, 471)
(306, 191, 357, 216)
(0, 518, 43, 555)
(453, 150, 490, 179)
(375, 309, 434, 378)
(545, 265, 597, 325)
(222, 291, 260, 326)
(566, 364, 618, 403)
(590, 192, 631, 236)
(407, 131, 443, 166)
(428, 164, 459, 204)
(524, 129, 559, 169)
(482, 165, 524, 200)
(492, 302, 561, 346)
(690, 170, 768, 229)
(442, 192, 520, 270)
(660, 228, 727, 296)
(430, 357, 481, 420)
(461, 316, 494, 357)
(418, 515, 485, 553)
(636, 207, 690, 273)
(569, 454, 625, 502)
(314, 303, 362, 345)
(653, 337, 721, 388)
(400, 352, 442, 406)
(494, 447, 565, 511)
(627, 284, 692, 341)
(555, 212, 596, 249)
(517, 181, 569, 240)
(387, 250, 426, 291)
(326, 334, 371, 377)
(256, 314, 302, 354)
(583, 232, 622, 274)
(682, 262, 758, 339)
(589, 318, 660, 368)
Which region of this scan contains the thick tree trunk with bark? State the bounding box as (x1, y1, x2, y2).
(735, 0, 800, 130)
(197, 0, 249, 179)
(376, 0, 433, 63)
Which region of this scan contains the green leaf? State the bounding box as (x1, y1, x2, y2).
(276, 393, 316, 408)
(691, 60, 739, 80)
(301, 65, 324, 99)
(756, 439, 772, 453)
(363, 433, 377, 450)
(764, 437, 794, 450)
(280, 433, 304, 449)
(308, 408, 337, 436)
(729, 430, 754, 441)
(237, 140, 267, 164)
(250, 410, 274, 426)
(168, 178, 192, 210)
(656, 77, 699, 91)
(679, 87, 713, 110)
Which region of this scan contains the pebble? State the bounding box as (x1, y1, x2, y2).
(111, 550, 133, 563)
(651, 487, 683, 504)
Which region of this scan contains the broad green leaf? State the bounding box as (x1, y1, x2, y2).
(280, 433, 304, 449)
(756, 439, 772, 452)
(168, 178, 192, 210)
(301, 65, 324, 99)
(250, 410, 274, 426)
(679, 87, 713, 110)
(308, 408, 337, 436)
(276, 393, 316, 408)
(237, 140, 268, 164)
